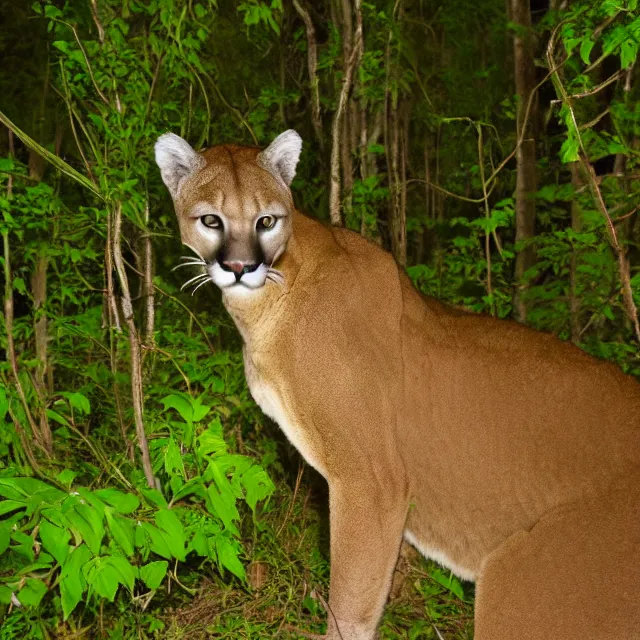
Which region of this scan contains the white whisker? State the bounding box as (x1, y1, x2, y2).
(266, 270, 284, 286)
(172, 261, 206, 271)
(267, 268, 285, 285)
(179, 255, 205, 263)
(191, 277, 212, 295)
(180, 273, 209, 291)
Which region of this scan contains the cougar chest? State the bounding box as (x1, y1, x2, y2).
(243, 346, 327, 478)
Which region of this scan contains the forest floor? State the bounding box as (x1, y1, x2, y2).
(161, 461, 475, 640)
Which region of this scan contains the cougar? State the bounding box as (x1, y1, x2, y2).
(156, 130, 640, 639)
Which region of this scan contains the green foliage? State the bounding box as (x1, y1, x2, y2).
(0, 0, 638, 636)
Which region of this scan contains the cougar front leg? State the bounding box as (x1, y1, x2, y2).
(324, 476, 409, 640)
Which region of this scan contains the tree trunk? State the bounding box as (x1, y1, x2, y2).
(292, 0, 323, 146)
(329, 0, 362, 226)
(510, 0, 538, 323)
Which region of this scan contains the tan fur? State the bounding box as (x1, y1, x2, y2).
(158, 133, 640, 639)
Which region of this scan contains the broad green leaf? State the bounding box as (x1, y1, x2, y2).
(42, 507, 68, 528)
(191, 398, 211, 422)
(94, 489, 140, 514)
(76, 488, 107, 517)
(241, 465, 274, 512)
(17, 578, 47, 607)
(60, 544, 91, 619)
(620, 39, 638, 69)
(59, 392, 91, 415)
(172, 476, 206, 502)
(140, 561, 168, 590)
(142, 488, 168, 509)
(579, 38, 594, 64)
(0, 499, 25, 516)
(0, 526, 10, 554)
(65, 504, 104, 555)
(165, 437, 185, 478)
(197, 430, 228, 459)
(215, 536, 245, 580)
(46, 409, 70, 426)
(161, 393, 193, 423)
(85, 559, 120, 602)
(140, 523, 173, 560)
(0, 477, 57, 498)
(190, 530, 209, 556)
(11, 531, 34, 561)
(56, 469, 78, 489)
(108, 556, 137, 592)
(206, 484, 239, 535)
(39, 519, 71, 565)
(0, 586, 12, 604)
(105, 508, 135, 556)
(155, 509, 186, 561)
(560, 137, 579, 163)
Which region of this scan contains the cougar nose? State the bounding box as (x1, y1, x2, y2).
(220, 261, 260, 282)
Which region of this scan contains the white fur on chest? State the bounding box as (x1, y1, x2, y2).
(244, 351, 327, 478)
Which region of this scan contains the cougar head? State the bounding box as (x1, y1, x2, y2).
(155, 130, 302, 293)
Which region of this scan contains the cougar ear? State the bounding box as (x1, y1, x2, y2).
(155, 133, 204, 198)
(258, 130, 302, 187)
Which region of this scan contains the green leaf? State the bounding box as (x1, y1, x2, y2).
(105, 508, 135, 556)
(56, 469, 78, 489)
(108, 556, 137, 592)
(428, 566, 466, 601)
(17, 578, 48, 607)
(0, 586, 12, 605)
(142, 488, 168, 509)
(94, 489, 140, 514)
(0, 477, 57, 499)
(0, 526, 10, 554)
(579, 38, 594, 65)
(47, 409, 70, 426)
(165, 437, 185, 478)
(0, 499, 26, 516)
(206, 486, 239, 535)
(40, 519, 71, 565)
(215, 536, 245, 580)
(140, 560, 168, 590)
(161, 393, 193, 423)
(65, 503, 104, 555)
(12, 531, 35, 561)
(155, 509, 186, 561)
(620, 39, 638, 69)
(59, 392, 91, 415)
(172, 476, 206, 502)
(85, 558, 120, 602)
(560, 137, 579, 163)
(190, 530, 209, 556)
(241, 465, 274, 512)
(140, 523, 173, 560)
(60, 544, 91, 620)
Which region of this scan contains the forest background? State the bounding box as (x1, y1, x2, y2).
(0, 0, 639, 638)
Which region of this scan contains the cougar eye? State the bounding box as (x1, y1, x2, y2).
(201, 214, 222, 230)
(257, 215, 276, 230)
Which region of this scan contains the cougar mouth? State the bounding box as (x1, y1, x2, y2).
(209, 261, 284, 291)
